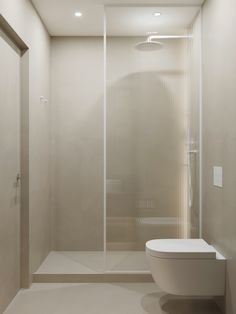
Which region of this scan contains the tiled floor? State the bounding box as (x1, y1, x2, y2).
(4, 283, 222, 314)
(35, 251, 149, 274)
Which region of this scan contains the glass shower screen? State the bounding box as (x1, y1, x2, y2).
(104, 5, 201, 272)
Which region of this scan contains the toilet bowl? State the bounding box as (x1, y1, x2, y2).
(146, 239, 226, 296)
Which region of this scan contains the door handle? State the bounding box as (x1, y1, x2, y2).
(16, 174, 21, 186)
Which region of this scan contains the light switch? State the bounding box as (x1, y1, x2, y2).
(213, 166, 223, 187)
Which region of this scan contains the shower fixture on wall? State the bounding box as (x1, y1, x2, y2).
(135, 34, 192, 51)
(135, 36, 163, 51)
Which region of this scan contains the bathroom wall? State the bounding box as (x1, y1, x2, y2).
(106, 37, 188, 249)
(50, 36, 187, 251)
(50, 37, 104, 250)
(202, 0, 236, 313)
(0, 0, 51, 284)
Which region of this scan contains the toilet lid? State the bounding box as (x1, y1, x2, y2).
(146, 239, 216, 259)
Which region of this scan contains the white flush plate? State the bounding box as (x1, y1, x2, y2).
(213, 166, 223, 188)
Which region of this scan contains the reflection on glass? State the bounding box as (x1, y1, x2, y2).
(105, 6, 201, 271)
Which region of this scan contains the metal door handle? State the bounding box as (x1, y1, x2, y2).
(16, 174, 21, 185)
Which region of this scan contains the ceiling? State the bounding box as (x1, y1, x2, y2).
(31, 0, 204, 36)
(106, 6, 200, 36)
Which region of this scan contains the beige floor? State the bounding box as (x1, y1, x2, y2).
(35, 251, 149, 274)
(4, 283, 222, 314)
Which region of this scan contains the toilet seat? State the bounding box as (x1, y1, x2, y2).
(146, 239, 217, 259)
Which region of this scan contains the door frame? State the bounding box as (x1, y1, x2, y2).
(0, 14, 30, 288)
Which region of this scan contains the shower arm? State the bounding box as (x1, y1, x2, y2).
(148, 34, 193, 41)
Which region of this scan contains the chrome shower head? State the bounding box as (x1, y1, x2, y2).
(135, 40, 163, 51)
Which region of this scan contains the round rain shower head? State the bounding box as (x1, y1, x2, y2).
(135, 40, 163, 51)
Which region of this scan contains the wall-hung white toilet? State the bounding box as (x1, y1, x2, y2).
(146, 239, 226, 296)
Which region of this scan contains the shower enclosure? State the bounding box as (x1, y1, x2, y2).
(35, 5, 201, 277)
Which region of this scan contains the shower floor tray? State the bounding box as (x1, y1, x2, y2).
(33, 251, 152, 283)
(35, 251, 150, 274)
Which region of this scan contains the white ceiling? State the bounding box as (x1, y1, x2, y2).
(31, 0, 204, 36)
(106, 6, 200, 36)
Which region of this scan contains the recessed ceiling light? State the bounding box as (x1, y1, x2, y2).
(153, 12, 161, 17)
(74, 12, 83, 17)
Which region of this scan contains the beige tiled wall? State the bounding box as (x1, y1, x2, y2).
(51, 37, 104, 251)
(202, 0, 236, 313)
(48, 30, 201, 259)
(106, 37, 188, 249)
(50, 36, 188, 252)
